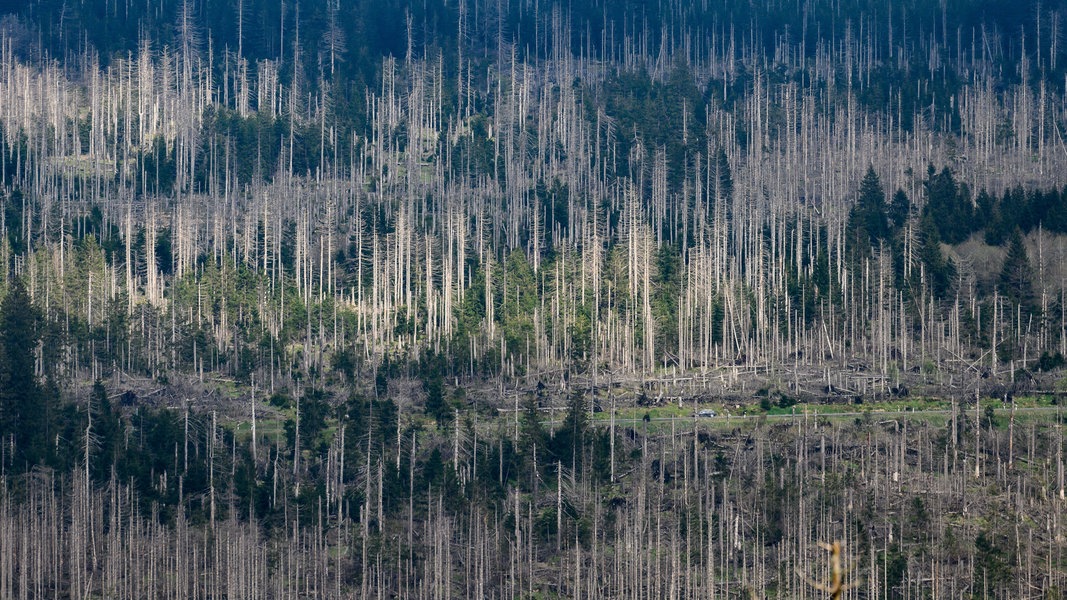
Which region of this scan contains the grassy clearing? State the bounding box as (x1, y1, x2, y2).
(583, 393, 1067, 435)
(211, 379, 1067, 444)
(224, 404, 295, 446)
(210, 379, 246, 399)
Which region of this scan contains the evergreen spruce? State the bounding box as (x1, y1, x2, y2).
(848, 166, 890, 253)
(999, 230, 1037, 315)
(0, 279, 47, 470)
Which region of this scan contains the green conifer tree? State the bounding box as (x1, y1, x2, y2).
(90, 379, 122, 480)
(998, 229, 1037, 315)
(0, 279, 48, 470)
(918, 214, 955, 300)
(847, 167, 890, 260)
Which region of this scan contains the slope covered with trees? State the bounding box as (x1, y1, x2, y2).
(1, 0, 1066, 385)
(1, 0, 1067, 596)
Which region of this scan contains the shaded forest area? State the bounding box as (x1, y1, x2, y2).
(2, 0, 1067, 597)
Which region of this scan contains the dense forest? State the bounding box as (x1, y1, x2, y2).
(2, 0, 1067, 597)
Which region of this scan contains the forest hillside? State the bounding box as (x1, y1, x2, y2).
(0, 0, 1067, 597)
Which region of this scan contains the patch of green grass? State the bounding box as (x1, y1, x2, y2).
(595, 403, 694, 422)
(1007, 394, 1061, 408)
(225, 407, 293, 446)
(212, 379, 246, 399)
